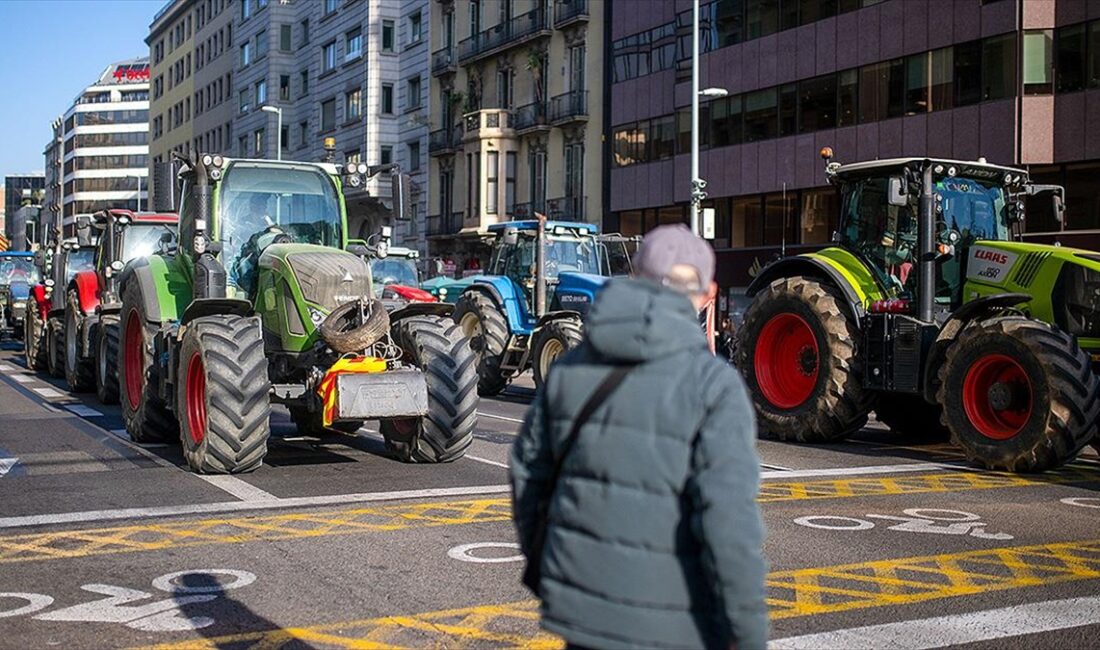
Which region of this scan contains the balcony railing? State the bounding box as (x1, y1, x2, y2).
(427, 211, 463, 236)
(464, 109, 513, 137)
(549, 90, 588, 124)
(510, 200, 547, 220)
(429, 126, 462, 155)
(513, 102, 550, 132)
(431, 47, 456, 76)
(554, 0, 589, 27)
(457, 8, 550, 64)
(547, 195, 586, 222)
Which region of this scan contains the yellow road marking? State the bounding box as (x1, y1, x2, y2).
(141, 538, 1100, 649)
(3, 467, 1097, 565)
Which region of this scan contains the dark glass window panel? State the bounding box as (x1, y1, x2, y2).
(930, 47, 954, 110)
(677, 109, 692, 154)
(1056, 24, 1086, 93)
(886, 58, 905, 117)
(1089, 22, 1100, 89)
(800, 0, 836, 25)
(1023, 165, 1062, 232)
(800, 188, 839, 244)
(839, 0, 860, 11)
(779, 83, 798, 136)
(982, 33, 1016, 100)
(734, 197, 763, 247)
(780, 0, 799, 30)
(763, 192, 798, 246)
(1063, 162, 1100, 230)
(1023, 29, 1053, 95)
(716, 0, 744, 46)
(636, 120, 651, 163)
(746, 0, 778, 39)
(954, 40, 983, 106)
(838, 69, 858, 126)
(744, 88, 778, 142)
(654, 116, 677, 159)
(800, 74, 837, 132)
(711, 97, 733, 147)
(905, 53, 929, 114)
(859, 62, 887, 123)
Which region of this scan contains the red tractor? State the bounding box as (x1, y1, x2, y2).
(63, 209, 178, 401)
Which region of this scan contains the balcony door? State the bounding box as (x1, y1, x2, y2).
(568, 44, 585, 93)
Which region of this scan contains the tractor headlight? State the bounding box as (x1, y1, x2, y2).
(194, 235, 207, 255)
(1057, 263, 1100, 338)
(309, 308, 326, 325)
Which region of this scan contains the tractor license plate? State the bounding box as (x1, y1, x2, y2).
(334, 369, 429, 420)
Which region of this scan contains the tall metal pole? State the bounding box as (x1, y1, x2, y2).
(135, 174, 142, 212)
(276, 109, 282, 161)
(690, 0, 701, 235)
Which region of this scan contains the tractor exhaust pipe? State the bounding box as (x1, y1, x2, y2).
(918, 162, 935, 323)
(535, 213, 547, 318)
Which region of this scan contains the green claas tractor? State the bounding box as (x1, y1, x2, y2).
(121, 154, 478, 473)
(738, 149, 1100, 472)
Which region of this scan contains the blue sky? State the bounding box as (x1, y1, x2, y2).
(0, 0, 162, 177)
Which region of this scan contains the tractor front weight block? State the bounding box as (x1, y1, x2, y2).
(329, 369, 429, 422)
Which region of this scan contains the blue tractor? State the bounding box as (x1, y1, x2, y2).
(453, 218, 611, 395)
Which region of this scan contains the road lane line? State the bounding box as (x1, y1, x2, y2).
(195, 475, 279, 502)
(32, 387, 64, 399)
(760, 463, 793, 471)
(0, 484, 513, 530)
(769, 595, 1100, 649)
(477, 411, 526, 424)
(465, 454, 510, 469)
(759, 462, 960, 479)
(63, 404, 102, 417)
(9, 374, 32, 384)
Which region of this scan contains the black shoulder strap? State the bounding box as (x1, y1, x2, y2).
(549, 364, 632, 478)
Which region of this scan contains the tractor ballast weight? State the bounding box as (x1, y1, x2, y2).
(119, 154, 477, 473)
(738, 150, 1100, 473)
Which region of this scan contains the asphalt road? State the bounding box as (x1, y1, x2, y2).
(0, 339, 1098, 649)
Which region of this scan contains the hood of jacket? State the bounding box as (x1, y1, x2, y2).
(584, 278, 707, 363)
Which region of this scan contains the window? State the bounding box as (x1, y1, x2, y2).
(778, 83, 798, 137)
(743, 88, 777, 142)
(239, 135, 248, 157)
(745, 0, 779, 39)
(240, 41, 252, 66)
(409, 11, 423, 44)
(1023, 30, 1053, 95)
(324, 0, 337, 15)
(254, 128, 265, 155)
(859, 59, 904, 123)
(300, 70, 309, 96)
(929, 47, 954, 110)
(486, 151, 499, 214)
(281, 125, 289, 152)
(981, 33, 1016, 101)
(800, 189, 839, 245)
(763, 192, 798, 246)
(255, 79, 266, 105)
(407, 76, 422, 109)
(300, 19, 310, 47)
(255, 29, 267, 58)
(279, 75, 290, 101)
(529, 150, 547, 213)
(298, 120, 308, 147)
(565, 143, 584, 215)
(505, 152, 516, 215)
(382, 20, 395, 52)
(321, 98, 336, 130)
(1056, 24, 1086, 93)
(1089, 22, 1100, 89)
(239, 89, 250, 113)
(904, 53, 929, 115)
(408, 141, 421, 171)
(280, 24, 292, 51)
(799, 74, 837, 132)
(241, 0, 251, 20)
(381, 83, 394, 113)
(345, 88, 362, 120)
(323, 41, 337, 72)
(837, 69, 858, 127)
(345, 27, 362, 61)
(497, 69, 514, 108)
(954, 40, 983, 106)
(381, 145, 393, 165)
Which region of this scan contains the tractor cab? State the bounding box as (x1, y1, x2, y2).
(90, 209, 178, 305)
(371, 245, 436, 304)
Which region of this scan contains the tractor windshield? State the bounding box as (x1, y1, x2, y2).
(371, 258, 419, 292)
(0, 258, 38, 286)
(840, 177, 919, 294)
(122, 224, 176, 261)
(490, 232, 601, 283)
(65, 250, 95, 283)
(934, 177, 1010, 244)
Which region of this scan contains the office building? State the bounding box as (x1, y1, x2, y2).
(4, 174, 45, 247)
(607, 0, 1100, 315)
(148, 0, 197, 172)
(426, 0, 604, 272)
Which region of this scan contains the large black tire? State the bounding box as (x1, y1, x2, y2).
(64, 290, 95, 392)
(47, 318, 65, 378)
(532, 317, 583, 390)
(25, 307, 47, 371)
(453, 291, 510, 396)
(288, 405, 362, 436)
(737, 276, 872, 442)
(95, 317, 120, 404)
(938, 316, 1100, 472)
(119, 281, 177, 442)
(875, 394, 950, 442)
(381, 315, 478, 463)
(177, 315, 272, 474)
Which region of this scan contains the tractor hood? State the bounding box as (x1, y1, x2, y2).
(553, 271, 609, 315)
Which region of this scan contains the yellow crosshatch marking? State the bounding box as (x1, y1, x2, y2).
(142, 539, 1100, 650)
(2, 466, 1098, 565)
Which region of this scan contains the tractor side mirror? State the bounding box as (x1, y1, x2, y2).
(152, 161, 178, 213)
(390, 172, 413, 221)
(502, 229, 519, 246)
(888, 176, 907, 207)
(158, 231, 178, 255)
(34, 250, 44, 268)
(1052, 194, 1066, 230)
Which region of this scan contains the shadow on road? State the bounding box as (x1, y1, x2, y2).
(174, 572, 315, 649)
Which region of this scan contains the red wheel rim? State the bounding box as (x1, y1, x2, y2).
(754, 313, 820, 409)
(185, 353, 207, 445)
(962, 354, 1032, 440)
(124, 311, 143, 410)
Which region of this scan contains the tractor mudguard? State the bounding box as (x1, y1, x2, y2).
(921, 293, 1034, 402)
(180, 298, 253, 325)
(535, 310, 582, 328)
(464, 277, 530, 334)
(746, 250, 882, 322)
(389, 302, 453, 321)
(31, 285, 49, 321)
(70, 271, 101, 315)
(119, 255, 192, 325)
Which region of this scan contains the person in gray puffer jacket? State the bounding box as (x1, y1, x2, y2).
(511, 224, 768, 650)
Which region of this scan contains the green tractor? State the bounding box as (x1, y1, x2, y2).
(737, 149, 1100, 472)
(120, 154, 478, 473)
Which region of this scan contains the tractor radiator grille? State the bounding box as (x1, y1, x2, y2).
(1011, 252, 1050, 288)
(285, 252, 373, 310)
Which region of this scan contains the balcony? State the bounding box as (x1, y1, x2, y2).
(429, 126, 461, 156)
(547, 195, 586, 222)
(427, 211, 464, 237)
(513, 102, 551, 133)
(457, 8, 551, 65)
(510, 200, 547, 219)
(549, 90, 588, 124)
(463, 109, 514, 140)
(431, 47, 456, 76)
(554, 0, 589, 28)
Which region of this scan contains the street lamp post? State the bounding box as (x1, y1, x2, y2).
(261, 106, 283, 161)
(131, 174, 143, 211)
(690, 0, 730, 236)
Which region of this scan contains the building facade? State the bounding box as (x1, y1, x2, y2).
(426, 0, 604, 273)
(192, 0, 237, 160)
(4, 174, 45, 248)
(148, 0, 197, 173)
(607, 0, 1100, 317)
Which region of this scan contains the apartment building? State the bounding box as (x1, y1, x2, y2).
(426, 0, 603, 271)
(148, 0, 196, 170)
(192, 0, 237, 159)
(45, 59, 150, 221)
(607, 0, 1100, 317)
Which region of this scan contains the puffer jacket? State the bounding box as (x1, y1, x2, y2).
(511, 278, 767, 650)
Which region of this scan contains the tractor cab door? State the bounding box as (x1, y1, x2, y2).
(839, 176, 920, 299)
(932, 177, 1012, 306)
(488, 233, 538, 324)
